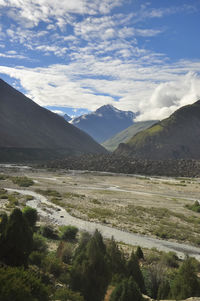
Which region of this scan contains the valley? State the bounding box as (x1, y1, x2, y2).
(1, 164, 200, 258)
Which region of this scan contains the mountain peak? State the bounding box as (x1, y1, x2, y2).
(71, 105, 136, 143)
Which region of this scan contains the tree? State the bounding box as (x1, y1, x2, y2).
(71, 230, 110, 301)
(126, 251, 145, 293)
(0, 211, 8, 235)
(107, 237, 126, 278)
(135, 246, 144, 260)
(0, 208, 33, 266)
(110, 277, 143, 301)
(157, 279, 170, 300)
(170, 257, 200, 299)
(23, 206, 37, 229)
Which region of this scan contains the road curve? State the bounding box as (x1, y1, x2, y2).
(6, 188, 200, 260)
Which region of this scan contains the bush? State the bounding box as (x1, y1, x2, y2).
(185, 201, 200, 213)
(32, 233, 48, 253)
(57, 241, 74, 264)
(53, 288, 84, 301)
(11, 176, 34, 187)
(60, 225, 78, 241)
(29, 251, 45, 266)
(42, 253, 63, 277)
(161, 252, 179, 268)
(40, 225, 59, 240)
(0, 266, 49, 301)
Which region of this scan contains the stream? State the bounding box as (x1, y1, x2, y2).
(6, 188, 200, 260)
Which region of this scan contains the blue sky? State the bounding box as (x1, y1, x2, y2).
(0, 0, 200, 120)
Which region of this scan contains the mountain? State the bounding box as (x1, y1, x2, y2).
(63, 114, 72, 122)
(71, 104, 136, 143)
(0, 79, 107, 162)
(115, 100, 200, 160)
(102, 120, 157, 151)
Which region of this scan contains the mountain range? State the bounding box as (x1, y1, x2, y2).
(115, 100, 200, 160)
(71, 105, 136, 143)
(0, 79, 106, 162)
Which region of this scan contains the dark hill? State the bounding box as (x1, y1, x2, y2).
(71, 104, 136, 143)
(0, 79, 107, 162)
(115, 100, 200, 160)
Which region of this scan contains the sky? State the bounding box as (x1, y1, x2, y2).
(0, 0, 200, 120)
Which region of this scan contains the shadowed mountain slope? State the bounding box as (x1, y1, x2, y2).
(102, 120, 157, 151)
(71, 104, 136, 143)
(115, 100, 200, 160)
(0, 79, 107, 161)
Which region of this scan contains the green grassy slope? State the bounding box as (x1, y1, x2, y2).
(115, 100, 200, 160)
(102, 120, 157, 151)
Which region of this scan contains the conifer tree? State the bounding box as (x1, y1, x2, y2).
(107, 236, 126, 277)
(110, 277, 143, 301)
(170, 257, 200, 299)
(71, 230, 110, 301)
(0, 208, 33, 266)
(126, 251, 145, 293)
(135, 246, 144, 259)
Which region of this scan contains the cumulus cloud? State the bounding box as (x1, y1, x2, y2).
(136, 72, 200, 121)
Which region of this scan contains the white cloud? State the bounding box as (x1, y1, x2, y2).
(1, 60, 200, 120)
(50, 109, 65, 115)
(136, 72, 200, 121)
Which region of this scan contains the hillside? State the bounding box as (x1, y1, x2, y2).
(0, 79, 107, 162)
(102, 120, 157, 151)
(115, 100, 200, 160)
(71, 104, 136, 143)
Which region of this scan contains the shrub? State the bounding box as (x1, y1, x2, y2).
(12, 176, 34, 187)
(32, 233, 48, 253)
(40, 225, 59, 240)
(53, 287, 84, 301)
(57, 241, 74, 264)
(185, 201, 200, 213)
(161, 251, 179, 268)
(60, 225, 78, 241)
(42, 253, 63, 277)
(0, 266, 49, 301)
(29, 251, 45, 266)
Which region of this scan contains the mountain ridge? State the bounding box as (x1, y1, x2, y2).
(115, 99, 200, 160)
(0, 79, 107, 161)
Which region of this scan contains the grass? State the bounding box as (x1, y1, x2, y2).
(88, 207, 114, 219)
(11, 176, 34, 187)
(185, 201, 200, 213)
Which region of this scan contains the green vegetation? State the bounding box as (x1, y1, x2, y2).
(102, 120, 157, 151)
(59, 225, 78, 241)
(0, 266, 49, 301)
(186, 200, 200, 212)
(110, 277, 143, 301)
(23, 206, 38, 228)
(0, 207, 200, 301)
(11, 176, 34, 187)
(0, 174, 8, 180)
(0, 208, 33, 266)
